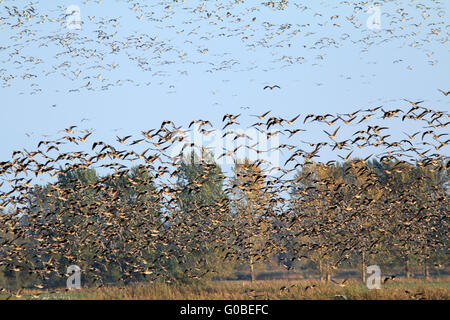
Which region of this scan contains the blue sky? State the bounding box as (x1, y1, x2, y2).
(0, 0, 449, 181)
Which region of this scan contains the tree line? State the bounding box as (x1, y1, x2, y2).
(0, 151, 448, 290)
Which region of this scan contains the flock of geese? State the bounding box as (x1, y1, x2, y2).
(0, 1, 448, 94)
(0, 97, 448, 297)
(0, 1, 448, 299)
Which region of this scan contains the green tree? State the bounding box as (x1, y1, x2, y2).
(166, 151, 234, 282)
(229, 158, 274, 282)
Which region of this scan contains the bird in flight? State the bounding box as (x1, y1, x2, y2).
(383, 275, 396, 284)
(323, 126, 341, 139)
(438, 89, 450, 96)
(250, 110, 271, 119)
(331, 278, 348, 287)
(263, 85, 280, 90)
(403, 99, 424, 106)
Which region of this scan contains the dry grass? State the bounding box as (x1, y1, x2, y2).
(4, 277, 449, 300)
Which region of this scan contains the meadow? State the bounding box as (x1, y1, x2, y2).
(2, 277, 449, 300)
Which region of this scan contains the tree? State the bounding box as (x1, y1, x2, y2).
(25, 165, 162, 287)
(229, 158, 274, 282)
(167, 150, 234, 282)
(372, 160, 449, 278)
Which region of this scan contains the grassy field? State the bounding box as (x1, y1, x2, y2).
(2, 277, 449, 300)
